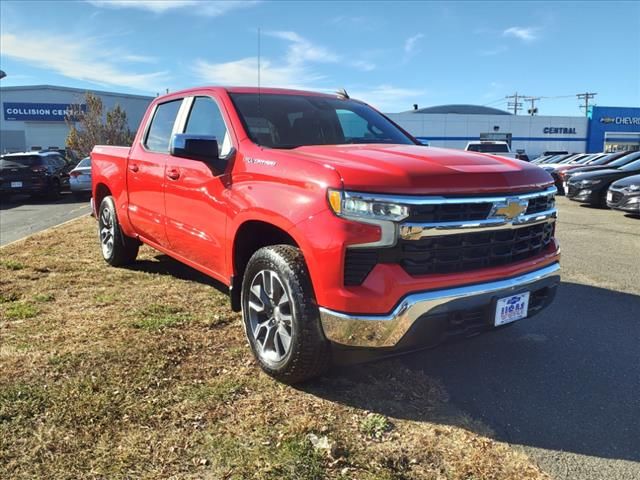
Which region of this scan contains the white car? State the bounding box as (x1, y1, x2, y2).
(465, 141, 517, 159)
(69, 157, 92, 199)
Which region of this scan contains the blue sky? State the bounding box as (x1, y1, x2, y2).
(1, 1, 638, 114)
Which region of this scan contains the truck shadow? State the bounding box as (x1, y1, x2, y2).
(305, 282, 640, 464)
(129, 254, 229, 292)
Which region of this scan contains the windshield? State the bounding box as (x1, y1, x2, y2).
(467, 143, 510, 153)
(0, 155, 40, 167)
(608, 151, 640, 168)
(229, 93, 414, 149)
(620, 159, 640, 171)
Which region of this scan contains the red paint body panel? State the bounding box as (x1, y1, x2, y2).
(91, 86, 559, 316)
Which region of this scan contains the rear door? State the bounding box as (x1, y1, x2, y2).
(164, 95, 235, 280)
(127, 99, 183, 248)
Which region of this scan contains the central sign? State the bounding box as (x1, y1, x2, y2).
(543, 127, 577, 134)
(3, 102, 86, 122)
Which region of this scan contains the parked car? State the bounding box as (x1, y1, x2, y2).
(464, 141, 517, 158)
(91, 86, 560, 383)
(566, 159, 640, 206)
(543, 153, 606, 194)
(69, 157, 92, 198)
(0, 151, 71, 200)
(606, 174, 640, 215)
(560, 151, 640, 192)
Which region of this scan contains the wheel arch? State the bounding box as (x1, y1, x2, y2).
(230, 220, 300, 311)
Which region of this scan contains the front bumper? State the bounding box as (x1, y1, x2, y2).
(319, 262, 560, 347)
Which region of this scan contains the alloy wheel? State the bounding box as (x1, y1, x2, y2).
(99, 208, 115, 258)
(247, 269, 294, 364)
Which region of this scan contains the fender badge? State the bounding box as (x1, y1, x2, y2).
(245, 157, 277, 167)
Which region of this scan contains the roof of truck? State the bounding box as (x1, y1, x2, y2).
(160, 86, 340, 99)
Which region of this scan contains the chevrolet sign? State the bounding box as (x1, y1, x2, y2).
(599, 116, 640, 126)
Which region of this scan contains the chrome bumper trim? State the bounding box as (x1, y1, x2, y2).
(319, 262, 560, 347)
(399, 208, 557, 239)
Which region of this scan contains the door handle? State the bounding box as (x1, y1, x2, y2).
(129, 164, 139, 173)
(167, 169, 180, 180)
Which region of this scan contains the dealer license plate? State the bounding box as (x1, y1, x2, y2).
(495, 292, 530, 326)
(606, 191, 613, 203)
(11, 181, 22, 188)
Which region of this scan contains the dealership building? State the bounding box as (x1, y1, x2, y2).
(387, 105, 640, 157)
(0, 85, 153, 153)
(1, 84, 638, 157)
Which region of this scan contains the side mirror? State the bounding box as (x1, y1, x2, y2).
(170, 134, 219, 163)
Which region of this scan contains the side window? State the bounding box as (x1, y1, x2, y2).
(145, 100, 182, 153)
(184, 97, 232, 157)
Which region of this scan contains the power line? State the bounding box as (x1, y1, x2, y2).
(505, 92, 523, 115)
(522, 96, 541, 116)
(577, 92, 597, 117)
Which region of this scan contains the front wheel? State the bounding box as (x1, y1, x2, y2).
(241, 245, 330, 384)
(98, 196, 139, 266)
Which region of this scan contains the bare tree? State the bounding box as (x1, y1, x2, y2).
(66, 93, 133, 157)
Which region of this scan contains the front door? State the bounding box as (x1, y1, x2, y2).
(127, 99, 183, 248)
(164, 95, 235, 281)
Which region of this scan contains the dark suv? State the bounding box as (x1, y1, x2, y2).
(0, 151, 71, 200)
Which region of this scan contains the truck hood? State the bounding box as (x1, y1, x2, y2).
(289, 144, 553, 194)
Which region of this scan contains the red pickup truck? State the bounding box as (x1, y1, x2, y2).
(91, 86, 560, 383)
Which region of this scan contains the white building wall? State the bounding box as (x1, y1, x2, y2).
(1, 86, 152, 153)
(387, 112, 589, 157)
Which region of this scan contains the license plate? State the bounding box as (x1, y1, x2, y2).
(607, 191, 613, 203)
(11, 181, 23, 188)
(563, 182, 568, 192)
(495, 292, 530, 326)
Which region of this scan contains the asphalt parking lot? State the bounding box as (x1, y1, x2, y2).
(0, 193, 91, 246)
(402, 197, 640, 480)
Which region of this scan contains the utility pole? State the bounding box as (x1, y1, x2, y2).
(577, 92, 597, 117)
(523, 96, 540, 116)
(505, 92, 523, 115)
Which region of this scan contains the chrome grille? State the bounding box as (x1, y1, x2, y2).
(343, 187, 557, 286)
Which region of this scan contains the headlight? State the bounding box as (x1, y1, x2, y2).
(328, 189, 409, 222)
(626, 184, 640, 192)
(579, 179, 602, 187)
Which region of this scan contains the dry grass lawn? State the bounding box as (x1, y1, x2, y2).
(0, 216, 549, 479)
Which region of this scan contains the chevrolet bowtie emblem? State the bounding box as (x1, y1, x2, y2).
(493, 199, 528, 220)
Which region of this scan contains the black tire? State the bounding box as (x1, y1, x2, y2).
(241, 245, 330, 384)
(98, 196, 139, 266)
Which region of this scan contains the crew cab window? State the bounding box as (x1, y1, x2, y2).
(145, 100, 182, 152)
(184, 97, 232, 158)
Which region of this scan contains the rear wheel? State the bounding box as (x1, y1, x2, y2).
(241, 245, 330, 384)
(98, 196, 139, 266)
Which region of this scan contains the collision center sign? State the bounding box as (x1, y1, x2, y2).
(3, 102, 85, 122)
